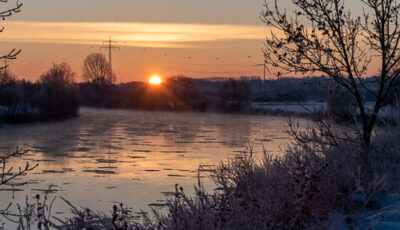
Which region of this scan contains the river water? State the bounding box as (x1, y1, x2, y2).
(0, 108, 292, 220)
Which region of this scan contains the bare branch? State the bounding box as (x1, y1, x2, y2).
(262, 0, 400, 151)
(0, 0, 23, 69)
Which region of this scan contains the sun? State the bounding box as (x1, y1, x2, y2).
(149, 75, 163, 85)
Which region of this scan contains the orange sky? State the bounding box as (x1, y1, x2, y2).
(1, 20, 384, 83)
(0, 0, 382, 83)
(1, 21, 267, 82)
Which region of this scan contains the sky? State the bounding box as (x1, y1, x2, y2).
(0, 0, 267, 82)
(0, 0, 369, 82)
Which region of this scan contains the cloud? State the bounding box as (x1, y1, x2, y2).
(1, 21, 267, 48)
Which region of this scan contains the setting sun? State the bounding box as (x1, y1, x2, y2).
(149, 75, 163, 85)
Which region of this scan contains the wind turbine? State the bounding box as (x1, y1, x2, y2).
(252, 53, 267, 91)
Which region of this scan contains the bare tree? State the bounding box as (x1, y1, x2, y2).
(82, 53, 116, 87)
(38, 62, 80, 118)
(40, 62, 75, 86)
(262, 0, 400, 152)
(0, 0, 22, 70)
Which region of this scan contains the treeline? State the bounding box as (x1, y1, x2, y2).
(0, 52, 253, 123)
(1, 51, 398, 123)
(0, 63, 80, 123)
(0, 75, 252, 123)
(250, 76, 400, 103)
(80, 76, 252, 113)
(76, 52, 253, 112)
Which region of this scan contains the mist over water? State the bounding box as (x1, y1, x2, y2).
(0, 108, 291, 213)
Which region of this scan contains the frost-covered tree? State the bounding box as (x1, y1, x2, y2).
(262, 0, 400, 153)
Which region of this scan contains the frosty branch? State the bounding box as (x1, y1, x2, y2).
(262, 0, 400, 152)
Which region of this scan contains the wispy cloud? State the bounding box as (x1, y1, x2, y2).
(1, 21, 266, 48)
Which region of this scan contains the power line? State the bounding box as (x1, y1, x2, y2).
(175, 68, 263, 75)
(119, 48, 263, 71)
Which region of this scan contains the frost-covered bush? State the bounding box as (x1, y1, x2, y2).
(143, 154, 301, 230)
(369, 107, 400, 192)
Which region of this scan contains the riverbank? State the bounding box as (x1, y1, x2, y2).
(0, 105, 79, 124)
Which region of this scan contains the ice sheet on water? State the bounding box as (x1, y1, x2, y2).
(82, 169, 117, 174)
(0, 108, 292, 213)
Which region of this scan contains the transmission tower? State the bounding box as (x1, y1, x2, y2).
(101, 36, 120, 72)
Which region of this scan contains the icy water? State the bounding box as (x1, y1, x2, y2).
(0, 108, 291, 217)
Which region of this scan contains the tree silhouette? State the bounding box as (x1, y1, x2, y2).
(82, 53, 116, 87)
(218, 79, 251, 112)
(38, 62, 80, 118)
(262, 0, 400, 152)
(0, 0, 22, 70)
(166, 76, 200, 110)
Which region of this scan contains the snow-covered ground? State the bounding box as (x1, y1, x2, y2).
(0, 105, 40, 115)
(252, 102, 396, 118)
(331, 194, 400, 230)
(252, 102, 327, 113)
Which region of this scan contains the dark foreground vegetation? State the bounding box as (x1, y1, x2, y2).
(80, 76, 252, 113)
(1, 70, 397, 124)
(0, 72, 254, 123)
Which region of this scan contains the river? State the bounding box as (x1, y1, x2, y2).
(0, 107, 292, 220)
